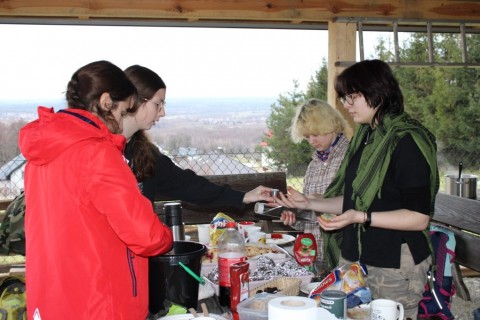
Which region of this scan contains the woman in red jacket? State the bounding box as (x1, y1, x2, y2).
(19, 60, 173, 320)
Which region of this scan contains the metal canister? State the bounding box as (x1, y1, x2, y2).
(270, 189, 279, 198)
(320, 290, 347, 320)
(163, 202, 185, 241)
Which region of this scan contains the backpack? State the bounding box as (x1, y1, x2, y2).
(418, 225, 456, 320)
(0, 276, 26, 320)
(0, 192, 26, 256)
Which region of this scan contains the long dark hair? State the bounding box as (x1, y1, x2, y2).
(335, 59, 404, 126)
(124, 65, 166, 181)
(66, 60, 137, 133)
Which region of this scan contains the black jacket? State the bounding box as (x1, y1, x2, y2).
(124, 139, 245, 208)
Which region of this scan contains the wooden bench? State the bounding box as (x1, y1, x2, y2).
(153, 172, 288, 233)
(432, 192, 480, 301)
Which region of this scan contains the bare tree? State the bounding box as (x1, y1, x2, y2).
(0, 119, 27, 166)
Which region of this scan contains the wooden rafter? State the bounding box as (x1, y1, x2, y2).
(1, 1, 480, 28)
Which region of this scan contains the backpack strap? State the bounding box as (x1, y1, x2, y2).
(423, 228, 436, 292)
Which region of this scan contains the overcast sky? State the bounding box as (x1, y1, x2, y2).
(0, 24, 381, 102)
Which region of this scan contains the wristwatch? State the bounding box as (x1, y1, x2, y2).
(364, 210, 372, 228)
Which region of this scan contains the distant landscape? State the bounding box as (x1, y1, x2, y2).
(0, 96, 277, 152)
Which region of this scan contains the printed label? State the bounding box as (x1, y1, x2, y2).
(218, 256, 246, 286)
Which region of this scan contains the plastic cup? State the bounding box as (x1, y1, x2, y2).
(197, 224, 211, 245)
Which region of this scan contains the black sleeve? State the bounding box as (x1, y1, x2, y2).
(392, 134, 431, 215)
(142, 152, 246, 208)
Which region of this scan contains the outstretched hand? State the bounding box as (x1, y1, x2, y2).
(275, 186, 310, 210)
(261, 186, 311, 226)
(243, 185, 276, 204)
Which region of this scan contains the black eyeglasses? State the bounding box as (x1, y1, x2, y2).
(339, 93, 358, 105)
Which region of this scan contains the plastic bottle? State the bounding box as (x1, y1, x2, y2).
(218, 221, 246, 307)
(304, 221, 327, 279)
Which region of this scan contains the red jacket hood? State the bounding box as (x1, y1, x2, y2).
(19, 106, 126, 166)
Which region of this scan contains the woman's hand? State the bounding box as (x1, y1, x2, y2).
(243, 185, 275, 204)
(280, 209, 296, 225)
(274, 186, 311, 210)
(317, 209, 364, 231)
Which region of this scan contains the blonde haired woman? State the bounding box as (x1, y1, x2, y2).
(289, 98, 349, 277)
(290, 98, 349, 196)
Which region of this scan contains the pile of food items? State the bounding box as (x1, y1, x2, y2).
(308, 262, 372, 308)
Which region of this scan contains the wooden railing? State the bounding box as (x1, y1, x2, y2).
(154, 172, 288, 233)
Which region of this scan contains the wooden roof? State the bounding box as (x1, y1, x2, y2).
(1, 1, 479, 30)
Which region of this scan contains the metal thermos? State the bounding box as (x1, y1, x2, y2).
(163, 202, 185, 241)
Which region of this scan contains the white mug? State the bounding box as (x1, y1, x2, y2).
(243, 225, 261, 242)
(238, 221, 256, 238)
(370, 299, 404, 320)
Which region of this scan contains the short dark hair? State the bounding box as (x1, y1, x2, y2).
(335, 59, 404, 126)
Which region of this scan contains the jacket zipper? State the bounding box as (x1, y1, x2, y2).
(127, 248, 137, 297)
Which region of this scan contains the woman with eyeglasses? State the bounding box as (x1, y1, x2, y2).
(122, 65, 274, 210)
(19, 61, 173, 319)
(277, 59, 438, 319)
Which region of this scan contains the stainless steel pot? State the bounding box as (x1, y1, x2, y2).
(445, 174, 478, 199)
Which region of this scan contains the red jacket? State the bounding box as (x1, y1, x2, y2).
(19, 107, 173, 320)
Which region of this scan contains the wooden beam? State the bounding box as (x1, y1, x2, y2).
(1, 1, 480, 25)
(327, 21, 356, 138)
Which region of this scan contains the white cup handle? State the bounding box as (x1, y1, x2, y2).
(397, 302, 404, 320)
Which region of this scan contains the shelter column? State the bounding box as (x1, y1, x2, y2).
(327, 21, 356, 138)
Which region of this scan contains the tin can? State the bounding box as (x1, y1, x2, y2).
(270, 189, 279, 198)
(320, 290, 347, 320)
(230, 261, 250, 319)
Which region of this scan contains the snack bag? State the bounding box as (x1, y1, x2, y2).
(338, 262, 366, 292)
(338, 263, 370, 308)
(293, 233, 317, 272)
(309, 269, 342, 301)
(209, 212, 235, 246)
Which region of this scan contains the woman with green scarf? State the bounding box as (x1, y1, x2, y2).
(277, 60, 439, 319)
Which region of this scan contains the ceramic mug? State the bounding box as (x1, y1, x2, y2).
(243, 225, 261, 242)
(238, 221, 256, 238)
(370, 299, 404, 320)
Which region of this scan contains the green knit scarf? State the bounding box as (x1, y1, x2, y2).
(321, 113, 439, 271)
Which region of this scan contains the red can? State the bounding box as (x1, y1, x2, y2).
(229, 261, 250, 320)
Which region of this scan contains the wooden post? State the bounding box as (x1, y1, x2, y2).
(327, 21, 356, 139)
